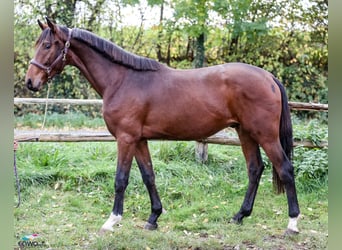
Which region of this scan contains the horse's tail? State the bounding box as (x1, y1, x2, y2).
(272, 77, 293, 194)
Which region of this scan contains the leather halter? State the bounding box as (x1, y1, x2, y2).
(30, 28, 72, 79)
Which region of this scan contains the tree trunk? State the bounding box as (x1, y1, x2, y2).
(193, 33, 205, 68)
(193, 32, 208, 163)
(87, 0, 106, 31)
(157, 0, 164, 62)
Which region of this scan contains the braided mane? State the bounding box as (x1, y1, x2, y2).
(71, 27, 161, 71)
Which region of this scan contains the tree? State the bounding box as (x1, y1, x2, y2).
(173, 0, 209, 68)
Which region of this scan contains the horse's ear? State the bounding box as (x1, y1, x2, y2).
(45, 17, 56, 33)
(37, 19, 47, 30)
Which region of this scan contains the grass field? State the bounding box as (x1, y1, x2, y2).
(14, 114, 328, 249)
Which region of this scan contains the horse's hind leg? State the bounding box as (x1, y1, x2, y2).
(261, 141, 300, 234)
(232, 129, 264, 224)
(135, 140, 163, 230)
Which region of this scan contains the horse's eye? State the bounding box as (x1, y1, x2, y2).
(44, 43, 51, 49)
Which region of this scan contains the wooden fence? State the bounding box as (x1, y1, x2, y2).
(14, 98, 329, 112)
(14, 128, 328, 147)
(14, 98, 328, 161)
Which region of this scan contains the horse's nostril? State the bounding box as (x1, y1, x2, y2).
(26, 79, 32, 89)
(26, 78, 39, 92)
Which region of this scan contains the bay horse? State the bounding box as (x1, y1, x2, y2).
(25, 18, 300, 235)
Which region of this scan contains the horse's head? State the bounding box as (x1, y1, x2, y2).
(25, 17, 72, 91)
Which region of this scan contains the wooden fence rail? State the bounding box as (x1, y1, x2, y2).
(14, 98, 328, 112)
(14, 98, 328, 162)
(14, 129, 328, 148)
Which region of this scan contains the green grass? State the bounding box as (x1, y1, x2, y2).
(15, 112, 106, 129)
(13, 113, 328, 249)
(14, 141, 327, 249)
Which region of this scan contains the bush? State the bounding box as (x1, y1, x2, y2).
(293, 147, 328, 192)
(292, 118, 328, 192)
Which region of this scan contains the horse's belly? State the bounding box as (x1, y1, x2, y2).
(142, 116, 235, 140)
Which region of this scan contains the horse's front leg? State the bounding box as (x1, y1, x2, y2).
(99, 138, 135, 234)
(135, 140, 163, 230)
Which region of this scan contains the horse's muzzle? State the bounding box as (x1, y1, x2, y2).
(26, 78, 40, 92)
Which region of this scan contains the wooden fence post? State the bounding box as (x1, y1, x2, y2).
(195, 142, 208, 163)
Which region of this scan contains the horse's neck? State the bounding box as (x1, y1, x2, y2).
(69, 42, 125, 97)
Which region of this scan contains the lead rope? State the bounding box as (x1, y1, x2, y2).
(14, 83, 51, 208)
(41, 83, 51, 130)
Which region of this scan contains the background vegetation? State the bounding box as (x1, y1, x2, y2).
(14, 0, 327, 114)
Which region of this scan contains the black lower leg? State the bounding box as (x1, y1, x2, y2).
(279, 161, 300, 218)
(232, 160, 264, 224)
(112, 170, 129, 215)
(146, 190, 163, 227)
(135, 141, 163, 230)
(138, 164, 162, 229)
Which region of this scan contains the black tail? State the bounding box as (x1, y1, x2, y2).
(272, 77, 293, 194)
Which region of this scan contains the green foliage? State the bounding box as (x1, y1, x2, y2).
(154, 141, 195, 163)
(293, 118, 328, 146)
(292, 118, 328, 192)
(293, 146, 328, 192)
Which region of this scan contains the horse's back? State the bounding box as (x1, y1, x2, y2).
(175, 62, 282, 118)
(167, 62, 280, 99)
(217, 63, 279, 93)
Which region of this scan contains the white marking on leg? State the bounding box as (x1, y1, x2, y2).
(100, 213, 122, 232)
(287, 215, 300, 233)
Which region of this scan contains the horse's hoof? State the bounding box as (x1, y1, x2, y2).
(229, 217, 242, 225)
(98, 227, 113, 236)
(144, 222, 158, 230)
(229, 218, 237, 224)
(98, 229, 107, 236)
(284, 228, 299, 236)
